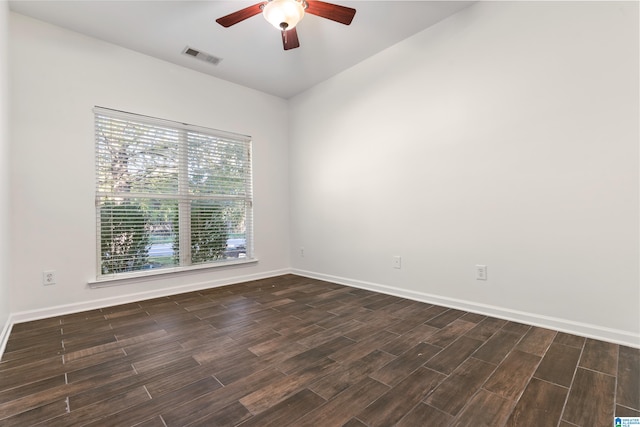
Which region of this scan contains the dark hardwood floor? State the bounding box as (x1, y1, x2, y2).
(1, 274, 638, 426)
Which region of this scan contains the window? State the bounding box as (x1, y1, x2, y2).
(94, 107, 253, 280)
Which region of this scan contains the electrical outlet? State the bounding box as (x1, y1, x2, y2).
(300, 247, 305, 257)
(392, 256, 402, 269)
(43, 270, 56, 286)
(476, 265, 487, 281)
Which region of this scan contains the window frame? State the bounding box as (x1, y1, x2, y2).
(93, 107, 255, 283)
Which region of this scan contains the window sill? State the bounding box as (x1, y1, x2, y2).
(88, 258, 259, 288)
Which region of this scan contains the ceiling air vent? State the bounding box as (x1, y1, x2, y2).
(182, 46, 222, 66)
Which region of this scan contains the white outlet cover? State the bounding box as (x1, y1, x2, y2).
(392, 256, 402, 269)
(476, 265, 487, 280)
(43, 270, 56, 285)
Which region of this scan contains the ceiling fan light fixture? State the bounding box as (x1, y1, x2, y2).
(262, 0, 307, 30)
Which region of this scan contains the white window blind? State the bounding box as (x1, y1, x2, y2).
(94, 107, 253, 279)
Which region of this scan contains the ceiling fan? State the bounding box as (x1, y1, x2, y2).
(216, 0, 356, 51)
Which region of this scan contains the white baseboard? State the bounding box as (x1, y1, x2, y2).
(293, 269, 640, 349)
(0, 315, 12, 360)
(2, 268, 638, 362)
(8, 268, 290, 326)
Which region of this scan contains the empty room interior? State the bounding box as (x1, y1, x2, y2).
(0, 0, 639, 426)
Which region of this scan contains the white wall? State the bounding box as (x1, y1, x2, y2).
(289, 1, 639, 346)
(0, 0, 12, 350)
(9, 13, 290, 316)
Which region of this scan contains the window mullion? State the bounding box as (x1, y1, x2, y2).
(178, 129, 191, 266)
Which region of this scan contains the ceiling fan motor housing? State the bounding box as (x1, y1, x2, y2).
(262, 0, 308, 30)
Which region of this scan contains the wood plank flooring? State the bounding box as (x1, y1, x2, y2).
(1, 274, 638, 426)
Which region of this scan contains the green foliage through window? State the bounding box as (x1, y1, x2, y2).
(100, 200, 150, 274)
(172, 202, 228, 265)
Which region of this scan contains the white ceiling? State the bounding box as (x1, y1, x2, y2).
(9, 0, 473, 99)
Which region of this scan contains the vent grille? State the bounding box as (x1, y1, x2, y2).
(182, 46, 222, 66)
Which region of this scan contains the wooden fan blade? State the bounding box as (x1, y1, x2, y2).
(282, 27, 300, 50)
(306, 1, 356, 25)
(216, 3, 264, 27)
